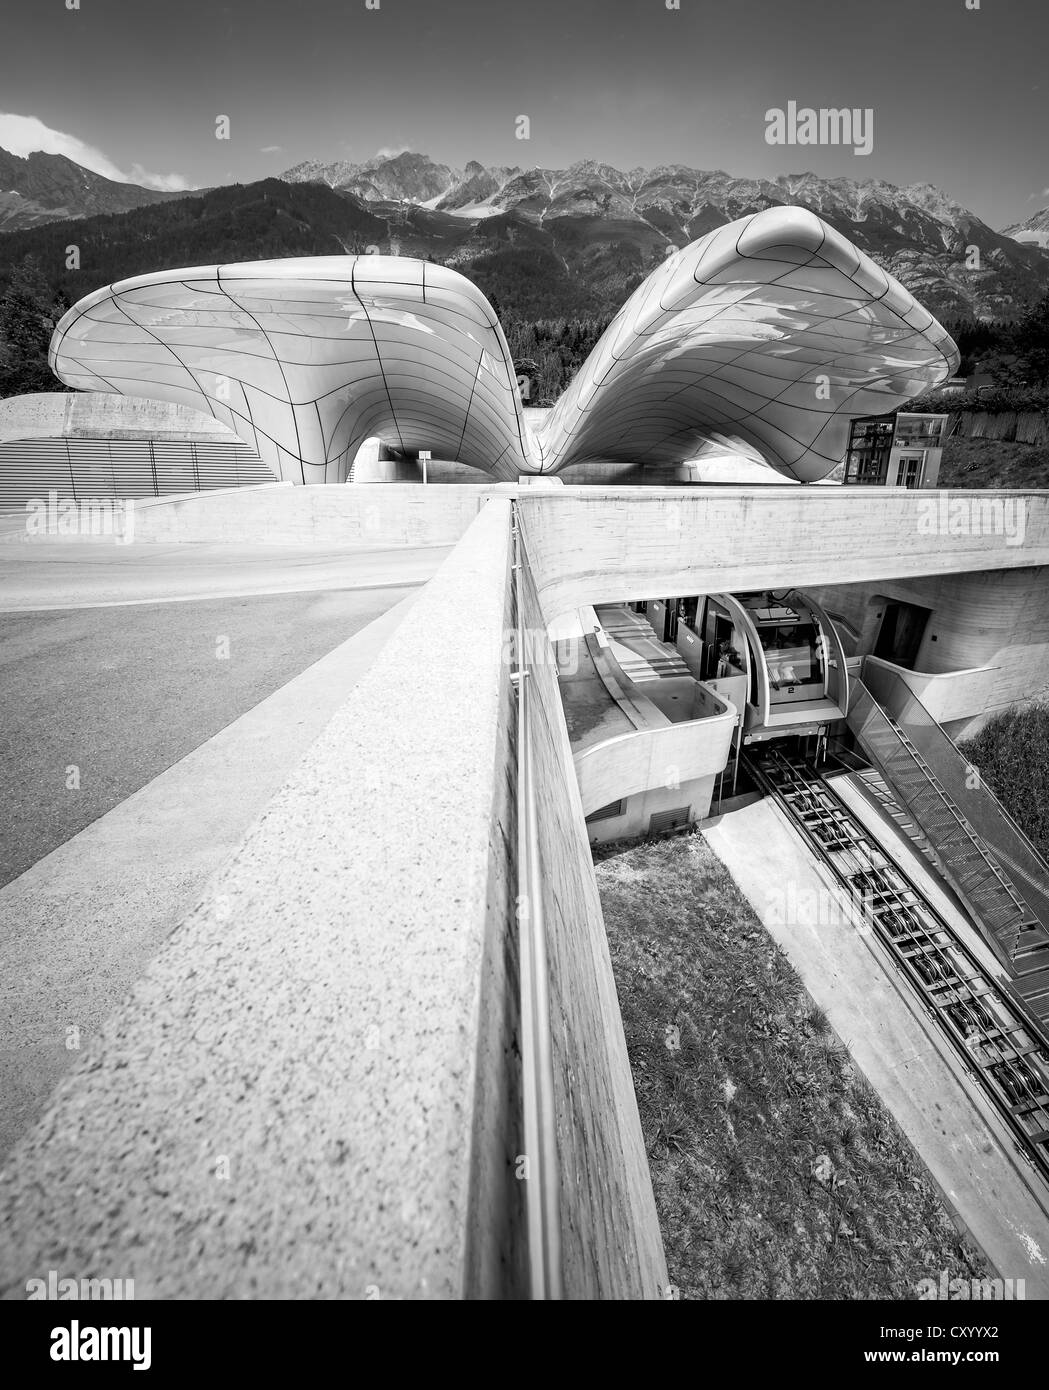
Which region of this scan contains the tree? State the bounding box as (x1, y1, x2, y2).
(0, 255, 67, 398)
(1007, 290, 1049, 386)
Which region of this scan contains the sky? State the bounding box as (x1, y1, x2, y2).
(1, 0, 1047, 227)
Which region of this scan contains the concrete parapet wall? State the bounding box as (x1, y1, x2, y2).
(574, 709, 735, 819)
(124, 482, 494, 547)
(0, 499, 524, 1300)
(352, 446, 491, 485)
(517, 488, 1049, 622)
(518, 546, 669, 1297)
(0, 497, 667, 1300)
(863, 657, 998, 729)
(0, 392, 253, 445)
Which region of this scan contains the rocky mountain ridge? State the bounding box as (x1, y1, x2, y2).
(0, 148, 186, 232)
(279, 151, 1049, 319)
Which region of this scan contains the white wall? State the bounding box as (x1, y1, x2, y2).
(0, 392, 252, 444)
(126, 482, 495, 546)
(811, 566, 1049, 735)
(518, 488, 1049, 623)
(584, 774, 721, 846)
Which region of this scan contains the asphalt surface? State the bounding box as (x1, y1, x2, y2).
(0, 585, 414, 886)
(0, 591, 420, 1161)
(0, 537, 452, 610)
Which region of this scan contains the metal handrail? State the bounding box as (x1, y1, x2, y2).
(863, 659, 1049, 876)
(511, 506, 563, 1300)
(893, 729, 1023, 906)
(848, 680, 1029, 933)
(859, 664, 1049, 928)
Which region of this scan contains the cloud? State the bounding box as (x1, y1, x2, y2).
(260, 145, 284, 155)
(128, 164, 192, 192)
(372, 144, 412, 161)
(0, 112, 193, 191)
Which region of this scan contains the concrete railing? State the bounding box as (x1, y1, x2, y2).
(115, 482, 496, 547)
(0, 496, 667, 1301)
(574, 703, 736, 820)
(689, 679, 730, 721)
(514, 529, 669, 1298)
(862, 655, 997, 728)
(0, 392, 253, 445)
(0, 496, 523, 1300)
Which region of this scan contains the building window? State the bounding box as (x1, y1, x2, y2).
(894, 454, 923, 488)
(844, 415, 895, 484)
(759, 621, 822, 691)
(844, 413, 947, 485)
(894, 414, 947, 448)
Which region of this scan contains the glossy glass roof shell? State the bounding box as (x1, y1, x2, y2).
(541, 207, 959, 482)
(49, 207, 958, 485)
(50, 257, 532, 485)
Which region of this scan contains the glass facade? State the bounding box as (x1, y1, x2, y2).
(894, 413, 947, 448)
(845, 416, 896, 484)
(844, 412, 948, 487)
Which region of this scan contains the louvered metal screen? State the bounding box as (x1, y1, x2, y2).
(0, 437, 272, 509)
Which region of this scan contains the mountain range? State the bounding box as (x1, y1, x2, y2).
(0, 148, 187, 232)
(3, 145, 1049, 322)
(1004, 206, 1049, 250)
(279, 151, 1049, 320)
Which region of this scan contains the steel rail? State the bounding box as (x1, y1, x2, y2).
(511, 506, 563, 1300)
(748, 750, 1049, 1190)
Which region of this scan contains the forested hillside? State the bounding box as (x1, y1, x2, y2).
(2, 174, 1048, 407)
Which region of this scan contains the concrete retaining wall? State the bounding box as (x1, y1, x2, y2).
(584, 776, 720, 845)
(352, 450, 492, 485)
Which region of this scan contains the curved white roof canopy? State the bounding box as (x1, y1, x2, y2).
(49, 207, 958, 484)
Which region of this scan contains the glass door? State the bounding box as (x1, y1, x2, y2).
(895, 452, 924, 488)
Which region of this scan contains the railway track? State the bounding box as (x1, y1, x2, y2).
(747, 747, 1049, 1190)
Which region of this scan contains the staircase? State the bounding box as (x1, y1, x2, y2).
(856, 766, 939, 864)
(854, 703, 1032, 959)
(855, 749, 1049, 1029)
(608, 647, 690, 683)
(594, 606, 690, 683)
(847, 678, 1049, 1023)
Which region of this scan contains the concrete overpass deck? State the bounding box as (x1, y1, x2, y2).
(516, 486, 1049, 621)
